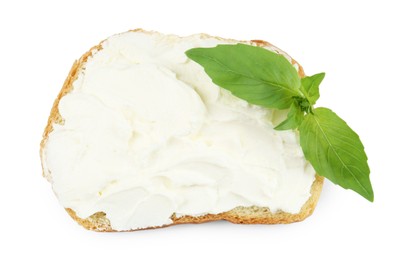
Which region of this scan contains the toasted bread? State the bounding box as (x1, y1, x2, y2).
(40, 29, 323, 231)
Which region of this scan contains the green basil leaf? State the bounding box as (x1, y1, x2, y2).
(301, 73, 325, 105)
(186, 44, 301, 109)
(275, 101, 304, 130)
(299, 108, 374, 201)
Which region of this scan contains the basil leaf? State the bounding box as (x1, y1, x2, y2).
(275, 101, 304, 130)
(186, 44, 301, 109)
(299, 108, 373, 201)
(301, 73, 325, 105)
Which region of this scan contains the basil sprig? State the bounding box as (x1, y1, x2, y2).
(186, 44, 373, 202)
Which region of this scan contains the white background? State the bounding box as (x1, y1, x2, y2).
(1, 0, 403, 259)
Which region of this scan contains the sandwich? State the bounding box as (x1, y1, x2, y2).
(40, 29, 371, 232)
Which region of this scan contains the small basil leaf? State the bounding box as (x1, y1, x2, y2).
(301, 73, 325, 105)
(275, 101, 304, 130)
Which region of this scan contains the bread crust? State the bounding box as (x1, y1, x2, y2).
(40, 29, 323, 232)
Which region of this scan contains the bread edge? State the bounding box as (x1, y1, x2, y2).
(40, 29, 324, 232)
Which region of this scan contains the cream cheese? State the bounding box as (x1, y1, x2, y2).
(43, 31, 316, 231)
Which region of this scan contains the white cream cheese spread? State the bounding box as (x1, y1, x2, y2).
(42, 31, 316, 231)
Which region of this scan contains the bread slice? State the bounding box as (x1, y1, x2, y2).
(40, 29, 324, 232)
